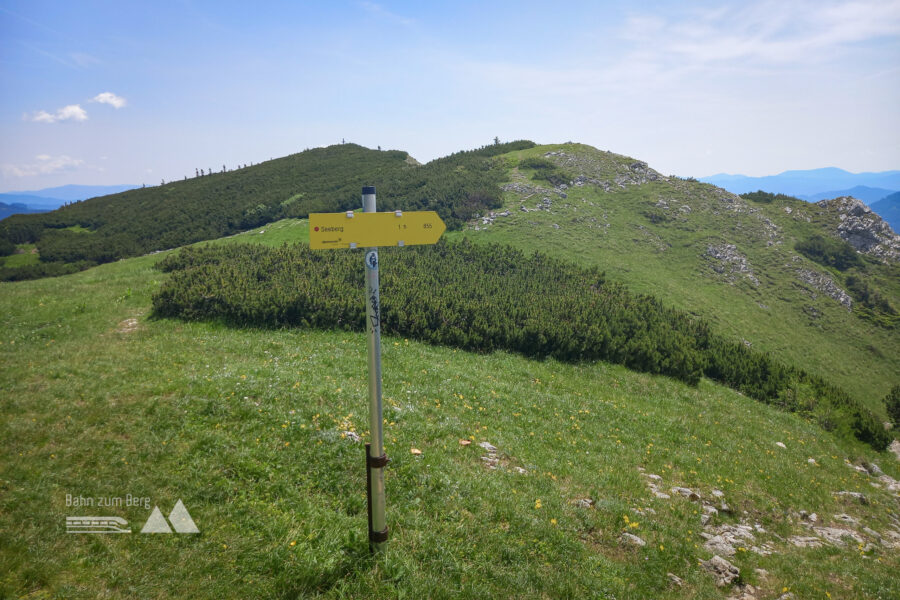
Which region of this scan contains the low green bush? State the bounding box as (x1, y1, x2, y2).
(152, 240, 890, 450)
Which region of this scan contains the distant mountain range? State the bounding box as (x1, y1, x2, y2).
(798, 185, 897, 204)
(0, 194, 63, 210)
(0, 202, 49, 220)
(700, 167, 900, 198)
(699, 167, 899, 229)
(871, 192, 900, 233)
(0, 184, 140, 219)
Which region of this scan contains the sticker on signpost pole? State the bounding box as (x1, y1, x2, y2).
(366, 251, 378, 270)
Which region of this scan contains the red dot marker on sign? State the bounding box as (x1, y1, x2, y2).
(314, 226, 319, 231)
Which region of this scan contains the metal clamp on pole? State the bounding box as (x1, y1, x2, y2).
(365, 443, 390, 546)
(367, 449, 389, 469)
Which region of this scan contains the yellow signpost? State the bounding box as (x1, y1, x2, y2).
(309, 210, 446, 249)
(309, 188, 445, 553)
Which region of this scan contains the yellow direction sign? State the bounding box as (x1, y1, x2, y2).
(309, 210, 446, 250)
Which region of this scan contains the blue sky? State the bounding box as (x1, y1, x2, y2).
(1, 0, 898, 192)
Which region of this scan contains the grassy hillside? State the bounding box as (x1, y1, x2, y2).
(455, 144, 900, 413)
(0, 141, 533, 281)
(149, 240, 887, 449)
(4, 138, 895, 417)
(2, 224, 899, 599)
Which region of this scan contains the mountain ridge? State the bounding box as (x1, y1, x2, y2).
(1, 184, 140, 203)
(700, 167, 900, 197)
(871, 192, 900, 233)
(0, 201, 49, 220)
(800, 185, 897, 204)
(2, 141, 897, 412)
(453, 143, 899, 412)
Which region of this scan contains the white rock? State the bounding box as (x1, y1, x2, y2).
(775, 442, 787, 449)
(727, 583, 759, 600)
(789, 536, 823, 548)
(701, 555, 740, 587)
(813, 526, 864, 546)
(833, 513, 858, 525)
(620, 532, 646, 547)
(704, 535, 737, 556)
(671, 486, 700, 501)
(834, 490, 869, 505)
(879, 475, 900, 492)
(890, 440, 900, 461)
(863, 526, 881, 539)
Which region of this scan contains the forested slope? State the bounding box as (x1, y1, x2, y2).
(0, 141, 533, 280)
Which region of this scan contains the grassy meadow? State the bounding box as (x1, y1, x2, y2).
(2, 221, 899, 599)
(453, 144, 900, 414)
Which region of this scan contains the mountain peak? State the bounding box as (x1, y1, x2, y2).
(818, 196, 900, 262)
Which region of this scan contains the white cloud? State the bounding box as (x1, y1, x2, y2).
(622, 0, 900, 67)
(70, 52, 101, 68)
(30, 110, 57, 123)
(359, 1, 415, 26)
(26, 104, 88, 123)
(92, 92, 127, 109)
(57, 104, 88, 120)
(24, 91, 126, 124)
(1, 155, 85, 177)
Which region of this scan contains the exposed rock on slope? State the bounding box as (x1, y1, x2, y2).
(817, 196, 900, 263)
(794, 267, 853, 310)
(542, 149, 666, 189)
(704, 243, 759, 286)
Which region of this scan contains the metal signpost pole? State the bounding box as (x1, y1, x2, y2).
(309, 189, 445, 552)
(362, 186, 388, 552)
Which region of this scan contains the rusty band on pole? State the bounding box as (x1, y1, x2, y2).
(365, 443, 390, 547)
(367, 452, 389, 469)
(370, 527, 389, 543)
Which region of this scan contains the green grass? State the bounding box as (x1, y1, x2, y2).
(0, 244, 39, 268)
(454, 144, 900, 414)
(219, 217, 310, 247)
(2, 228, 899, 599)
(62, 225, 94, 234)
